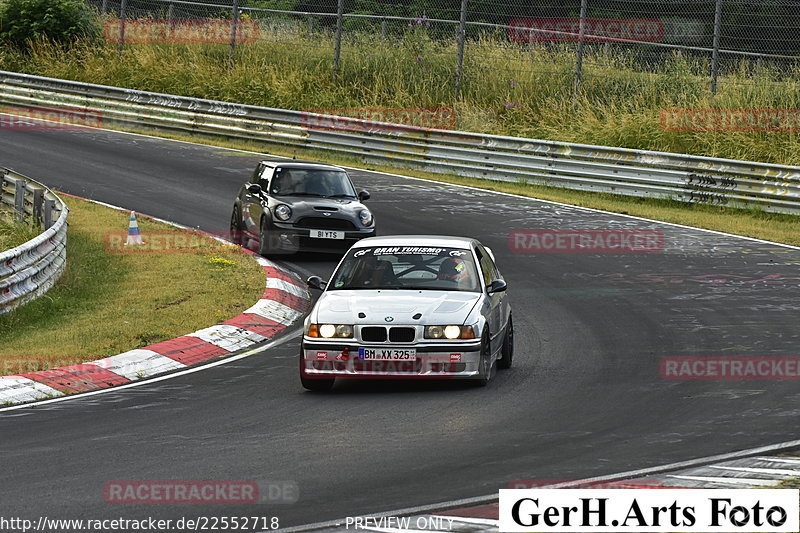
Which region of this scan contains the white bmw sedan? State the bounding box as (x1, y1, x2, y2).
(300, 235, 513, 391)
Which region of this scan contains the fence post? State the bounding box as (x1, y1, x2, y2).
(44, 198, 55, 230)
(381, 18, 387, 39)
(101, 0, 108, 15)
(229, 0, 240, 64)
(754, 56, 762, 82)
(573, 0, 588, 99)
(710, 0, 723, 95)
(117, 0, 127, 56)
(14, 179, 25, 222)
(332, 0, 345, 79)
(167, 3, 175, 36)
(308, 14, 314, 37)
(454, 0, 468, 99)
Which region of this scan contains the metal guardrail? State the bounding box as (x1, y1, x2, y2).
(0, 168, 68, 315)
(0, 69, 798, 214)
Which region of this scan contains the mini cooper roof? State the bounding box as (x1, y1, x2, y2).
(258, 160, 347, 172)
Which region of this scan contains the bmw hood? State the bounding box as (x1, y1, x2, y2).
(311, 290, 482, 325)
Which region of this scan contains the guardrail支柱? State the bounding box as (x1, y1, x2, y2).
(0, 69, 798, 214)
(0, 167, 68, 315)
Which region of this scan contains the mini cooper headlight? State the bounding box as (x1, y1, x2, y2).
(308, 324, 354, 338)
(274, 204, 292, 221)
(424, 325, 476, 340)
(358, 209, 373, 226)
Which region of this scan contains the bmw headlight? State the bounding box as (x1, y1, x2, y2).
(424, 325, 476, 340)
(358, 209, 373, 226)
(307, 324, 354, 338)
(274, 204, 292, 221)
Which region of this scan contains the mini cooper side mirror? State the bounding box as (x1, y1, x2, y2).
(358, 190, 370, 201)
(307, 276, 328, 291)
(487, 279, 507, 294)
(247, 183, 263, 195)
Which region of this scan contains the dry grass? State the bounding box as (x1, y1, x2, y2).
(0, 195, 264, 374)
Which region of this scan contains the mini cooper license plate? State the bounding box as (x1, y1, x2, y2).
(358, 348, 416, 360)
(309, 230, 345, 239)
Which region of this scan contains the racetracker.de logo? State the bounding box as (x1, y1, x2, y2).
(104, 480, 298, 504)
(104, 230, 237, 254)
(103, 19, 261, 44)
(661, 108, 800, 132)
(661, 357, 800, 380)
(300, 107, 456, 132)
(0, 106, 103, 131)
(509, 229, 664, 254)
(508, 18, 664, 43)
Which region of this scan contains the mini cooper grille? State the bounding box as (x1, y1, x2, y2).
(361, 327, 387, 342)
(389, 327, 415, 342)
(295, 217, 357, 230)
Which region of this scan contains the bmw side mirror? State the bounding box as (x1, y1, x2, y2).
(247, 183, 263, 195)
(307, 275, 328, 291)
(358, 190, 370, 201)
(487, 279, 507, 294)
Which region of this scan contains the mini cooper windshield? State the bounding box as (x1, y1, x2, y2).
(329, 246, 481, 292)
(270, 168, 357, 199)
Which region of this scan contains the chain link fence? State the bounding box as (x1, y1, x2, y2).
(91, 0, 800, 100)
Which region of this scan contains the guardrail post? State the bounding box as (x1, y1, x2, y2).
(710, 0, 723, 95)
(14, 179, 25, 222)
(229, 0, 240, 64)
(573, 0, 588, 99)
(44, 198, 55, 230)
(117, 0, 127, 56)
(454, 0, 468, 99)
(32, 188, 44, 225)
(332, 0, 345, 80)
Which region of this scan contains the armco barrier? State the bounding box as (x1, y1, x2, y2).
(0, 167, 68, 315)
(1, 70, 799, 214)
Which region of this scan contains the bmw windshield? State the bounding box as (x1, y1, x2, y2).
(329, 246, 481, 292)
(270, 168, 357, 199)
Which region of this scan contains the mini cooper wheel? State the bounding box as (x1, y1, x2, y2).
(229, 205, 244, 246)
(299, 350, 335, 392)
(471, 332, 494, 387)
(258, 216, 273, 256)
(497, 315, 514, 370)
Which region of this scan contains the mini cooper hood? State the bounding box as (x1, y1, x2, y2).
(312, 290, 481, 325)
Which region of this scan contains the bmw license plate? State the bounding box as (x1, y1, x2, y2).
(358, 348, 416, 360)
(309, 230, 344, 239)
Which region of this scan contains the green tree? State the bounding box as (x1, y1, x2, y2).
(0, 0, 101, 48)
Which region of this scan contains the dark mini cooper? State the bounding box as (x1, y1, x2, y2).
(230, 161, 376, 255)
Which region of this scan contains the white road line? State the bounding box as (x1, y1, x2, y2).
(756, 457, 800, 465)
(708, 465, 800, 476)
(667, 475, 775, 486)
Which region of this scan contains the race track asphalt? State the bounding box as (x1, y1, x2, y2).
(1, 123, 799, 529)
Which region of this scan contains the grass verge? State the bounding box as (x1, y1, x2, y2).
(0, 194, 264, 374)
(3, 34, 800, 165)
(0, 211, 41, 251)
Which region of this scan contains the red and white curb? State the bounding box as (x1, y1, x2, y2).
(0, 202, 312, 407)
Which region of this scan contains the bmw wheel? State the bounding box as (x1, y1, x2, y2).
(497, 315, 514, 370)
(471, 331, 493, 387)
